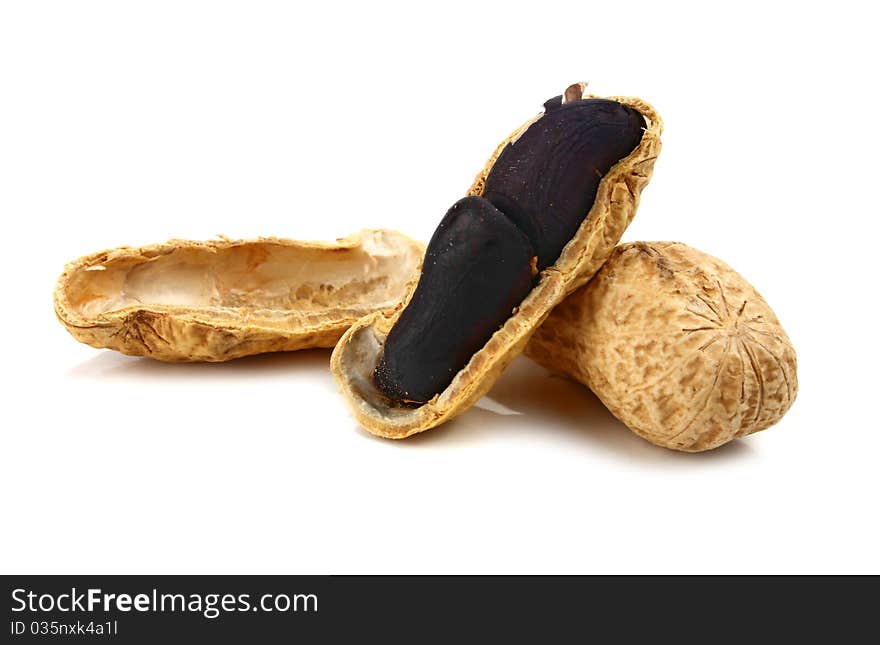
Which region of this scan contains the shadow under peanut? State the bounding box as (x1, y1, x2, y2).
(70, 348, 757, 464)
(67, 347, 334, 382)
(391, 356, 756, 465)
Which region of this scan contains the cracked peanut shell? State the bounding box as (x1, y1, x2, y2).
(331, 87, 663, 438)
(525, 242, 798, 452)
(54, 229, 424, 362)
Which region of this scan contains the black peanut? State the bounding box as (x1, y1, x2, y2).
(373, 96, 645, 405)
(373, 196, 535, 404)
(483, 98, 645, 269)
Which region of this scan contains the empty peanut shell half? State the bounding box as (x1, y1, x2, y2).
(526, 242, 798, 452)
(331, 86, 663, 438)
(55, 229, 424, 362)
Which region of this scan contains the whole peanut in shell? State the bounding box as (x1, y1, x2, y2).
(526, 242, 797, 452)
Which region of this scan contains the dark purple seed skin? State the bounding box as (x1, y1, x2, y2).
(373, 97, 646, 405)
(482, 98, 645, 269)
(542, 94, 563, 112)
(373, 196, 535, 404)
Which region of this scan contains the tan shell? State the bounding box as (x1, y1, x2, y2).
(526, 242, 798, 452)
(331, 91, 663, 438)
(55, 229, 424, 362)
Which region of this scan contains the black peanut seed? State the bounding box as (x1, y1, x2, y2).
(373, 96, 646, 405)
(373, 196, 535, 404)
(482, 98, 645, 268)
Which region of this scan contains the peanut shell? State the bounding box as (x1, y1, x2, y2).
(55, 229, 424, 362)
(331, 90, 663, 438)
(525, 242, 798, 452)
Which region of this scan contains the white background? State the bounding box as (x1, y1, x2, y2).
(1, 1, 877, 574)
